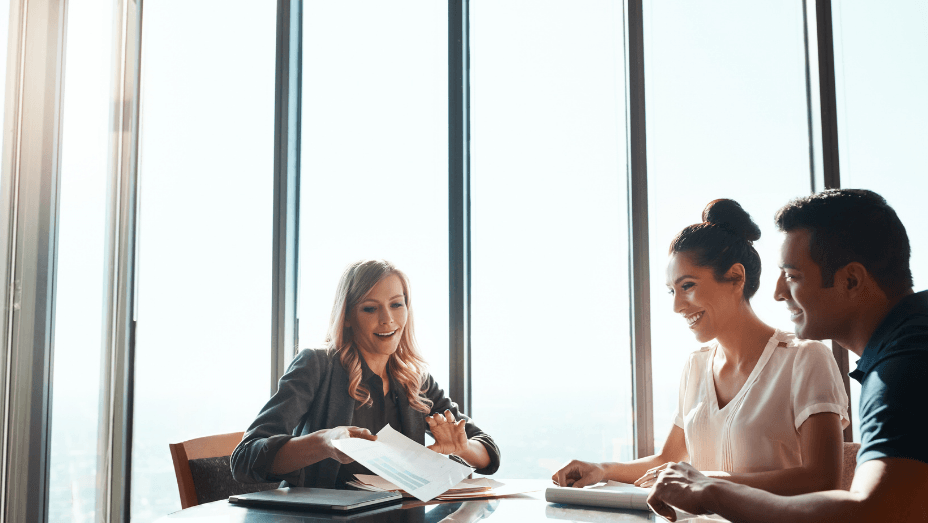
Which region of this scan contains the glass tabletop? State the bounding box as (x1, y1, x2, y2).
(154, 483, 727, 523)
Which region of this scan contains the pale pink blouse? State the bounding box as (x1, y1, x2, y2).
(673, 329, 849, 473)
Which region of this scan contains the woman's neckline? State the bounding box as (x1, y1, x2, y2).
(709, 329, 782, 410)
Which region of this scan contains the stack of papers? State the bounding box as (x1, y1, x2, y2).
(349, 474, 514, 501)
(348, 474, 490, 499)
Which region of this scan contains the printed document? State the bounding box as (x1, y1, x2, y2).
(332, 424, 473, 502)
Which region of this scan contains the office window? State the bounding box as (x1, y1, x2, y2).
(132, 2, 276, 520)
(470, 0, 633, 477)
(0, 0, 8, 178)
(832, 0, 928, 442)
(47, 0, 113, 519)
(298, 1, 450, 387)
(833, 0, 928, 284)
(643, 0, 811, 449)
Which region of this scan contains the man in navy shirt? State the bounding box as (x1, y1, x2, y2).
(648, 189, 928, 522)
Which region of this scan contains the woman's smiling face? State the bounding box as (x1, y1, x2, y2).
(666, 252, 741, 343)
(347, 273, 408, 363)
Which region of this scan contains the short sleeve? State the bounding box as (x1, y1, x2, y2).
(857, 353, 928, 465)
(790, 342, 850, 431)
(673, 354, 695, 428)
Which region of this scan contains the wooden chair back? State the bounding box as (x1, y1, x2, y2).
(169, 431, 251, 509)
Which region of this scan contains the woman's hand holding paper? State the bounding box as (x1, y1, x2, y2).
(315, 426, 377, 464)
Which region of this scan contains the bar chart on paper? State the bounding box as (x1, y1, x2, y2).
(368, 455, 430, 491)
(333, 425, 473, 501)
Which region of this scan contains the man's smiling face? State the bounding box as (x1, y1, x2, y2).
(774, 228, 851, 341)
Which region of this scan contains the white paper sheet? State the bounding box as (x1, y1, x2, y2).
(332, 424, 474, 502)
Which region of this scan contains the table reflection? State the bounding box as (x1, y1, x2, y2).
(158, 490, 723, 523)
(545, 503, 656, 522)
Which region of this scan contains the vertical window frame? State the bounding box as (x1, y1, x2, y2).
(448, 0, 471, 415)
(810, 0, 853, 442)
(96, 0, 144, 519)
(624, 0, 654, 458)
(0, 0, 68, 519)
(271, 0, 302, 392)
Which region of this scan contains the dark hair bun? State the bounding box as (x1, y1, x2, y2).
(702, 199, 761, 242)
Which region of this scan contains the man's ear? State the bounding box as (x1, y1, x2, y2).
(839, 262, 868, 293)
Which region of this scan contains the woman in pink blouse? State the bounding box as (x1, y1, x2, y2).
(554, 199, 848, 495)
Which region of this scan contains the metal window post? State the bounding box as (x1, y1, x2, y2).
(96, 0, 144, 520)
(624, 0, 654, 459)
(448, 0, 471, 415)
(0, 0, 68, 520)
(271, 0, 302, 393)
(807, 0, 853, 442)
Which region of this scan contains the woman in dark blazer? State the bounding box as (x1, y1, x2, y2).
(231, 259, 500, 487)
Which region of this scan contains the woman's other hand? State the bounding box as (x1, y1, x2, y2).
(553, 460, 605, 488)
(269, 425, 376, 474)
(634, 462, 672, 488)
(426, 410, 468, 455)
(315, 426, 376, 464)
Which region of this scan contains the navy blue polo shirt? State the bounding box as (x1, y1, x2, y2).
(849, 290, 928, 466)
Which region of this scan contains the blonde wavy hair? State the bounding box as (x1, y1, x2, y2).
(325, 259, 432, 414)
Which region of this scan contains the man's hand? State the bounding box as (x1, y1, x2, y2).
(648, 462, 716, 521)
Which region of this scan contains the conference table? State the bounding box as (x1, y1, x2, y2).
(154, 480, 728, 523)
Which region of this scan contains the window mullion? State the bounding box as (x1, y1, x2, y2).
(272, 0, 302, 393)
(624, 0, 654, 459)
(808, 0, 853, 442)
(448, 0, 471, 415)
(97, 0, 143, 520)
(0, 0, 68, 520)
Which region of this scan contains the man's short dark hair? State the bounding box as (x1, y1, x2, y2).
(774, 189, 913, 296)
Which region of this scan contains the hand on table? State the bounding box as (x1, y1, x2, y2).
(426, 409, 468, 455)
(552, 460, 605, 488)
(315, 426, 376, 464)
(634, 461, 672, 488)
(647, 462, 715, 522)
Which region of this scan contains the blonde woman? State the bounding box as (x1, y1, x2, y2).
(232, 260, 499, 487)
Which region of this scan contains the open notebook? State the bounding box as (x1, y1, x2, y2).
(545, 481, 650, 510)
(546, 481, 703, 520)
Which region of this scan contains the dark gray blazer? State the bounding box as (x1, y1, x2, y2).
(231, 348, 500, 487)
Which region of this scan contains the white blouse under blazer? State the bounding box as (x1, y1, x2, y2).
(673, 329, 849, 473)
